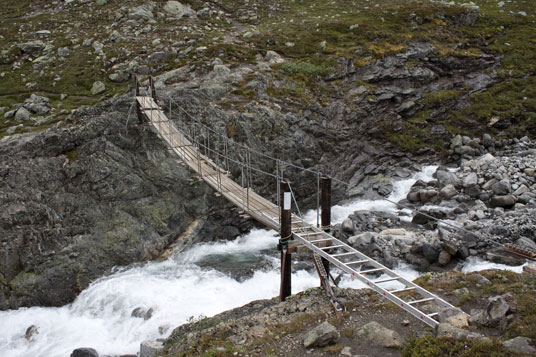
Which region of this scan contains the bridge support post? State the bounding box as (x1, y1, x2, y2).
(279, 179, 292, 302)
(320, 175, 332, 279)
(149, 76, 157, 101)
(135, 77, 143, 124)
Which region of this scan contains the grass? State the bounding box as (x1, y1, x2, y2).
(402, 335, 516, 357)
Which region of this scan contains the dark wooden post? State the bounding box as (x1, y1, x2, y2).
(279, 179, 292, 301)
(149, 76, 157, 101)
(135, 76, 143, 124)
(320, 174, 332, 277)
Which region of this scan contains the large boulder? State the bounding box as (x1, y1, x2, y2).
(489, 195, 516, 208)
(91, 81, 106, 95)
(163, 1, 193, 18)
(140, 340, 164, 357)
(355, 321, 404, 348)
(502, 336, 536, 355)
(18, 40, 46, 54)
(71, 348, 99, 357)
(303, 322, 339, 348)
(439, 307, 468, 328)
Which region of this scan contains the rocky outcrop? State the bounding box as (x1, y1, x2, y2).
(0, 97, 254, 310)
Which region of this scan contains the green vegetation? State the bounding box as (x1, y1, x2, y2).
(403, 335, 515, 357)
(415, 270, 536, 340)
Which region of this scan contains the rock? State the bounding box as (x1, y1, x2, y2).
(486, 296, 510, 326)
(348, 232, 374, 246)
(71, 348, 99, 357)
(440, 184, 457, 200)
(265, 50, 284, 64)
(439, 307, 468, 328)
(18, 40, 46, 54)
(491, 179, 511, 195)
(516, 237, 536, 251)
(25, 325, 39, 341)
(341, 218, 354, 234)
(502, 337, 536, 355)
(15, 107, 31, 121)
(451, 135, 463, 148)
(419, 189, 438, 203)
(462, 173, 478, 187)
(109, 72, 130, 83)
(96, 0, 108, 5)
(482, 134, 493, 147)
(489, 195, 516, 208)
(438, 250, 451, 266)
(131, 307, 154, 320)
(355, 321, 404, 348)
(140, 340, 164, 357)
(422, 243, 440, 263)
(58, 47, 70, 57)
(129, 5, 155, 22)
(435, 170, 461, 188)
(340, 346, 352, 356)
(303, 322, 339, 348)
(91, 81, 106, 95)
(524, 265, 536, 275)
(163, 1, 193, 18)
(436, 323, 484, 340)
(4, 109, 15, 118)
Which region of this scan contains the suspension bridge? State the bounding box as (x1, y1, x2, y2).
(135, 77, 460, 328)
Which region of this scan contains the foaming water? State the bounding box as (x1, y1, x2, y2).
(461, 257, 528, 274)
(304, 165, 438, 224)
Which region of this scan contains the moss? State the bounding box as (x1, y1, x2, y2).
(276, 61, 332, 78)
(423, 90, 461, 107)
(322, 343, 344, 354)
(402, 335, 515, 357)
(66, 149, 78, 162)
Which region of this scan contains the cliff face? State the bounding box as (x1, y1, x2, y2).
(0, 98, 257, 309)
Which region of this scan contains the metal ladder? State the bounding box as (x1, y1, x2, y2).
(289, 216, 455, 327)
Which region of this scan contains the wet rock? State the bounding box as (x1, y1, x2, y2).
(422, 243, 440, 263)
(25, 325, 39, 341)
(71, 348, 99, 357)
(140, 340, 164, 357)
(502, 337, 536, 355)
(355, 321, 404, 348)
(131, 307, 154, 320)
(439, 307, 468, 328)
(303, 322, 339, 348)
(419, 189, 439, 203)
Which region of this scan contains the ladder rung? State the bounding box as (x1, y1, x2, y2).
(331, 252, 356, 257)
(310, 238, 333, 243)
(427, 312, 439, 318)
(346, 260, 368, 265)
(359, 268, 384, 274)
(408, 298, 434, 305)
(391, 287, 415, 294)
(374, 276, 400, 283)
(320, 245, 345, 250)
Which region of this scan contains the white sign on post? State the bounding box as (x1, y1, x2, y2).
(283, 192, 291, 210)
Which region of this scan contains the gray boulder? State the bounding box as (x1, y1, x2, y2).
(163, 1, 193, 18)
(440, 184, 457, 200)
(438, 250, 451, 266)
(109, 72, 130, 83)
(341, 218, 354, 234)
(140, 340, 164, 357)
(25, 325, 39, 341)
(439, 307, 468, 328)
(91, 81, 106, 95)
(131, 307, 154, 320)
(516, 237, 536, 251)
(491, 179, 511, 195)
(303, 322, 339, 348)
(436, 323, 485, 340)
(58, 47, 70, 57)
(71, 348, 99, 357)
(18, 40, 46, 54)
(129, 5, 155, 22)
(502, 336, 536, 355)
(462, 173, 478, 187)
(355, 321, 404, 348)
(490, 195, 516, 208)
(15, 107, 31, 121)
(435, 170, 461, 188)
